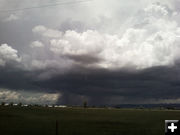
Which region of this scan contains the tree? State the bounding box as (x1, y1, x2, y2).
(83, 101, 87, 108)
(9, 102, 13, 106)
(18, 102, 22, 107)
(1, 102, 5, 106)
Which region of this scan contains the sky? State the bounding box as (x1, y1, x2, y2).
(0, 0, 180, 105)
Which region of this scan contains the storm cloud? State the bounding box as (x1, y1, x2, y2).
(0, 0, 180, 105)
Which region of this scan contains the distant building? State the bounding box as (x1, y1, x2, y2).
(49, 105, 67, 108)
(59, 105, 67, 108)
(5, 103, 9, 106)
(54, 105, 67, 108)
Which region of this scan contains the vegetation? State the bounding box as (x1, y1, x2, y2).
(0, 106, 180, 135)
(1, 102, 5, 106)
(9, 102, 13, 106)
(18, 103, 22, 107)
(83, 101, 87, 108)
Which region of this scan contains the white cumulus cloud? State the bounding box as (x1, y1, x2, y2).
(32, 3, 180, 70)
(32, 25, 62, 38)
(0, 44, 21, 66)
(30, 41, 44, 48)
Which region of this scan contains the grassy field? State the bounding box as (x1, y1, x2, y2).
(0, 106, 180, 135)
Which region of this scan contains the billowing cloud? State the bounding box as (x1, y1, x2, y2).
(32, 25, 62, 38)
(0, 90, 20, 101)
(0, 44, 21, 66)
(0, 89, 60, 104)
(27, 3, 180, 71)
(30, 41, 44, 48)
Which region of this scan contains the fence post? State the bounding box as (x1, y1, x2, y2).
(56, 120, 58, 135)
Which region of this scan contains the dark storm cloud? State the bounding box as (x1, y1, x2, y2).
(66, 54, 101, 64)
(1, 63, 180, 105)
(0, 66, 39, 90)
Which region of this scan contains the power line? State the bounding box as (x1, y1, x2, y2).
(0, 0, 92, 13)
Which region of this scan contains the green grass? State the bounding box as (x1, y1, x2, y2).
(0, 106, 180, 135)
